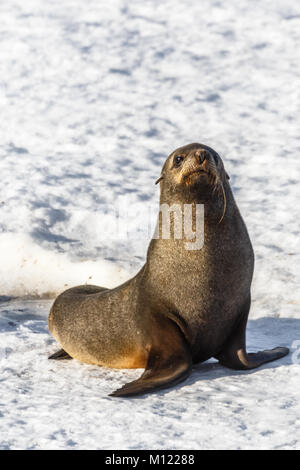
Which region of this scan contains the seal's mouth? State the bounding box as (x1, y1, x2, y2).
(183, 168, 206, 179)
(182, 167, 209, 184)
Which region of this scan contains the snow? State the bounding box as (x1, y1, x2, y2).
(0, 0, 299, 450)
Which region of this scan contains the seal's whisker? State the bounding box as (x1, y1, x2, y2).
(217, 181, 227, 224)
(212, 176, 219, 192)
(155, 175, 164, 185)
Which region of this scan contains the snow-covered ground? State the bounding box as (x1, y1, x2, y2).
(0, 0, 299, 450)
(1, 298, 299, 450)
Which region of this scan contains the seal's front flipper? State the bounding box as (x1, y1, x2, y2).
(110, 347, 191, 397)
(216, 296, 289, 370)
(48, 349, 72, 360)
(110, 319, 192, 398)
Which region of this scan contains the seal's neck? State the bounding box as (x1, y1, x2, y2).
(159, 180, 234, 226)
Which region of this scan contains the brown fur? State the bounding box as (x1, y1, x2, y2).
(48, 143, 289, 397)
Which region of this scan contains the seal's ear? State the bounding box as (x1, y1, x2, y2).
(155, 175, 164, 185)
(225, 171, 230, 180)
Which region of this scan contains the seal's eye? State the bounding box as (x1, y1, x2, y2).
(174, 155, 185, 167)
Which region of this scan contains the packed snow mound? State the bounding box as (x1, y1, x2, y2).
(0, 233, 130, 297)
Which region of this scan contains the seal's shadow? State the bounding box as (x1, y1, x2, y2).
(126, 317, 299, 399)
(178, 316, 299, 393)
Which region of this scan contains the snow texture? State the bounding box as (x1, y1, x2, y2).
(0, 0, 299, 450)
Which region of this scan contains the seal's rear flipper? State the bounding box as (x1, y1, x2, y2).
(218, 346, 289, 370)
(110, 319, 192, 398)
(48, 349, 72, 360)
(215, 297, 289, 370)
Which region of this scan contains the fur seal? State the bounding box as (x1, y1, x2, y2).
(48, 143, 289, 397)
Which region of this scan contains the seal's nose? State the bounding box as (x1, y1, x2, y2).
(194, 149, 209, 164)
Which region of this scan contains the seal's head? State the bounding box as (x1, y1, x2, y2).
(156, 143, 230, 222)
(157, 143, 228, 189)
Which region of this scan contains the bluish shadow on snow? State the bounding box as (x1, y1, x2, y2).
(30, 228, 77, 245)
(0, 296, 14, 302)
(8, 142, 29, 154)
(0, 307, 48, 331)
